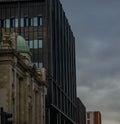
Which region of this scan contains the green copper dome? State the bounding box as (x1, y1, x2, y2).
(17, 35, 31, 56)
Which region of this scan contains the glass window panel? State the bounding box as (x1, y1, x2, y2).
(10, 18, 15, 27)
(34, 62, 38, 67)
(30, 18, 33, 26)
(44, 87, 47, 95)
(29, 40, 33, 48)
(33, 17, 38, 26)
(38, 62, 43, 68)
(15, 19, 18, 27)
(38, 39, 42, 48)
(25, 17, 29, 27)
(34, 40, 38, 48)
(3, 20, 6, 28)
(20, 18, 24, 27)
(26, 40, 29, 46)
(38, 16, 43, 26)
(6, 19, 10, 28)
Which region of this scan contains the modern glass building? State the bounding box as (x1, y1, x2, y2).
(76, 98, 86, 124)
(0, 0, 77, 124)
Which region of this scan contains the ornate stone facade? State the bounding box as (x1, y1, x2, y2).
(0, 32, 46, 124)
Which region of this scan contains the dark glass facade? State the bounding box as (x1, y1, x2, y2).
(0, 0, 77, 124)
(76, 98, 86, 124)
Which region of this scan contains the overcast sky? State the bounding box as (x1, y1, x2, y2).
(60, 0, 120, 124)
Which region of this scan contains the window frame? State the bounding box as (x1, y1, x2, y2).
(33, 17, 38, 26)
(15, 18, 18, 28)
(38, 62, 43, 68)
(10, 18, 15, 28)
(34, 40, 38, 49)
(20, 18, 24, 27)
(6, 19, 10, 28)
(29, 40, 33, 49)
(38, 16, 43, 26)
(38, 39, 43, 48)
(24, 17, 29, 27)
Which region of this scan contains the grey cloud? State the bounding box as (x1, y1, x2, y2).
(77, 85, 120, 124)
(60, 0, 120, 124)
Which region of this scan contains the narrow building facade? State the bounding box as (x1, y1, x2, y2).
(76, 98, 86, 124)
(87, 111, 102, 124)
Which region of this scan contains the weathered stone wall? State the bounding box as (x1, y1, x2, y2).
(0, 64, 11, 111)
(0, 56, 46, 124)
(0, 32, 46, 124)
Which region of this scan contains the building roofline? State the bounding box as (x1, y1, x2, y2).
(0, 0, 45, 2)
(0, 49, 47, 86)
(87, 111, 101, 114)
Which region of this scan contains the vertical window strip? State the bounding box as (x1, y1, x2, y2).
(15, 18, 18, 27)
(27, 39, 43, 49)
(10, 18, 15, 28)
(33, 62, 43, 68)
(33, 17, 38, 26)
(38, 39, 42, 48)
(1, 16, 43, 28)
(26, 40, 29, 47)
(24, 17, 29, 27)
(38, 16, 43, 26)
(29, 40, 33, 48)
(3, 19, 6, 28)
(2, 18, 18, 28)
(38, 62, 43, 68)
(34, 62, 38, 67)
(30, 18, 33, 26)
(34, 40, 38, 48)
(6, 19, 10, 28)
(20, 18, 24, 27)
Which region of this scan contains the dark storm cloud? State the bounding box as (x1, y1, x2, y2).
(60, 0, 120, 124)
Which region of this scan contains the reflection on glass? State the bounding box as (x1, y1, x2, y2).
(26, 40, 29, 46)
(1, 16, 43, 28)
(3, 20, 6, 28)
(25, 17, 29, 27)
(20, 18, 24, 27)
(34, 40, 38, 48)
(38, 16, 43, 26)
(6, 19, 10, 28)
(34, 62, 38, 67)
(15, 19, 18, 27)
(34, 62, 43, 68)
(30, 18, 33, 26)
(10, 18, 15, 27)
(38, 39, 42, 48)
(38, 62, 43, 68)
(33, 17, 38, 26)
(29, 40, 33, 48)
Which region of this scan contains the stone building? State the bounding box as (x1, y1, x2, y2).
(0, 32, 46, 124)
